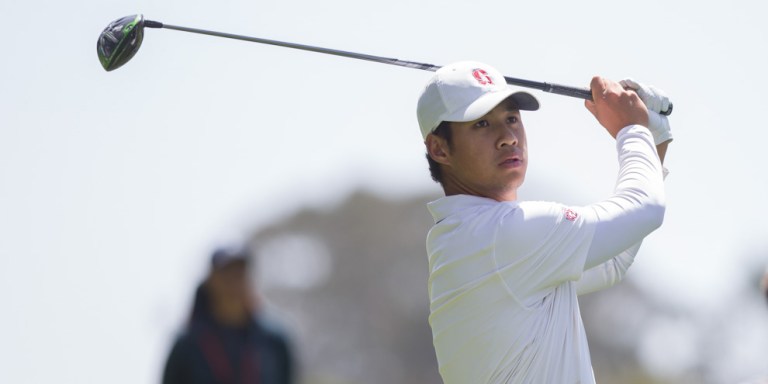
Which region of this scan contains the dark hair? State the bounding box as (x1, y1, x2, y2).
(426, 121, 452, 184)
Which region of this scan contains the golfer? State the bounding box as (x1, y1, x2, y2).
(417, 61, 672, 383)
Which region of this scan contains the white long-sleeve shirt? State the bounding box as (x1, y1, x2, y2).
(425, 125, 666, 384)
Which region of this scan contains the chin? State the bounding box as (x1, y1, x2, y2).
(506, 170, 526, 188)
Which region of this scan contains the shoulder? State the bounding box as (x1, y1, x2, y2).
(507, 200, 574, 225)
(253, 313, 292, 344)
(496, 201, 591, 247)
(518, 200, 567, 214)
(167, 328, 198, 353)
(168, 319, 218, 352)
(516, 201, 590, 224)
(163, 330, 199, 370)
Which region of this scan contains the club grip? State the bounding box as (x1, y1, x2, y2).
(540, 82, 673, 116)
(542, 82, 593, 100)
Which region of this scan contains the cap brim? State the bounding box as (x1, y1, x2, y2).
(211, 247, 249, 269)
(443, 89, 539, 123)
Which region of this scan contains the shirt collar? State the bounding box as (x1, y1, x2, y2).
(427, 194, 509, 223)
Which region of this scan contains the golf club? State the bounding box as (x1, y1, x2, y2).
(97, 14, 673, 115)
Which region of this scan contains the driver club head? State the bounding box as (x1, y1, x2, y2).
(97, 14, 145, 71)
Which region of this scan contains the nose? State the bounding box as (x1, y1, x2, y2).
(497, 124, 519, 149)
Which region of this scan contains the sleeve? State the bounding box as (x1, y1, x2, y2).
(277, 335, 295, 384)
(260, 317, 296, 384)
(575, 154, 670, 296)
(576, 241, 640, 295)
(581, 125, 666, 270)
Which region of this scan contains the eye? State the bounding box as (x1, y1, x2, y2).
(474, 120, 490, 128)
(506, 116, 519, 124)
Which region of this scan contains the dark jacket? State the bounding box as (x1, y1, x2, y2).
(162, 284, 294, 384)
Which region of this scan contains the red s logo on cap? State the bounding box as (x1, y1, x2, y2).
(472, 69, 494, 85)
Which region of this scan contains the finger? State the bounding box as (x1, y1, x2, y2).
(590, 76, 607, 101)
(624, 81, 658, 113)
(584, 99, 598, 118)
(632, 86, 657, 111)
(620, 78, 640, 90)
(644, 88, 664, 113)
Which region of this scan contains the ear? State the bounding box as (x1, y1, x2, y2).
(425, 133, 451, 166)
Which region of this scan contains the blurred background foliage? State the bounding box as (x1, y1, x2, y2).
(245, 190, 768, 384)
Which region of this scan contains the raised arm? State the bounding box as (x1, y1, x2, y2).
(580, 77, 668, 270)
(577, 79, 673, 293)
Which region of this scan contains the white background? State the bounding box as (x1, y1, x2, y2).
(1, 0, 766, 382)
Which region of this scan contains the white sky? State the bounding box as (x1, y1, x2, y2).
(1, 0, 767, 382)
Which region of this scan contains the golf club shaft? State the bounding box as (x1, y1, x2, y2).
(145, 20, 591, 99)
(144, 20, 672, 115)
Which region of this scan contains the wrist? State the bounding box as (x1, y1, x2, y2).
(647, 111, 673, 145)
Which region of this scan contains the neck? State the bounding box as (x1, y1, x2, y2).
(442, 180, 518, 202)
(211, 299, 250, 328)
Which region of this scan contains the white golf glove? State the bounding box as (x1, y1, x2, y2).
(620, 78, 673, 145)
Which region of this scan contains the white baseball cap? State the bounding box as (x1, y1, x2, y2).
(416, 61, 539, 140)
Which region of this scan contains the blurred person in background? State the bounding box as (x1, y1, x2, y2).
(162, 245, 294, 384)
(762, 266, 768, 305)
(739, 266, 768, 384)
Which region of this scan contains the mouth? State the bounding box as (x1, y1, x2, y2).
(499, 155, 524, 168)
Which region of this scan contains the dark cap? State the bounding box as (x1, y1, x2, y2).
(210, 245, 250, 269)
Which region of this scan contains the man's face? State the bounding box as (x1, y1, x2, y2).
(431, 98, 528, 201)
(209, 260, 250, 303)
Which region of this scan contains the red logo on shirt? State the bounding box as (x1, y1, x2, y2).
(472, 69, 494, 85)
(564, 208, 578, 222)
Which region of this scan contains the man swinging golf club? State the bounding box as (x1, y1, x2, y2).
(418, 61, 672, 383)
